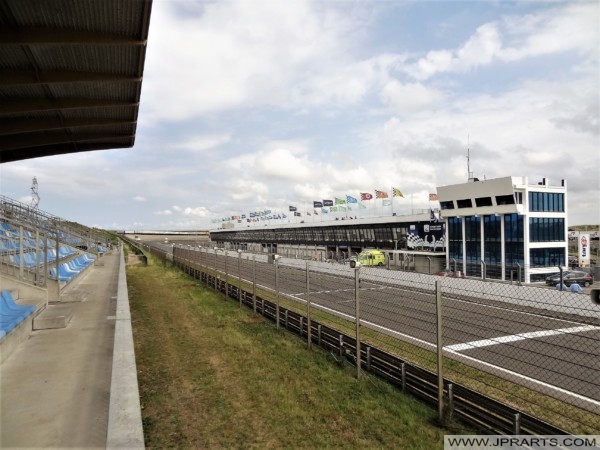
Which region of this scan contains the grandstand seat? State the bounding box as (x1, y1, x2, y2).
(0, 291, 36, 335)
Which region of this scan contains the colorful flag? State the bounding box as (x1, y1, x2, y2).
(382, 200, 392, 207)
(429, 193, 438, 201)
(313, 201, 323, 208)
(347, 195, 358, 203)
(323, 199, 333, 207)
(289, 205, 297, 211)
(331, 206, 338, 212)
(322, 208, 329, 214)
(392, 187, 404, 198)
(361, 193, 373, 200)
(335, 197, 346, 205)
(375, 190, 389, 199)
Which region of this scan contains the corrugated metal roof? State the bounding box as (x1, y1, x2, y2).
(0, 0, 152, 163)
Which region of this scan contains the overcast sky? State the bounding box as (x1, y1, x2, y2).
(1, 0, 598, 230)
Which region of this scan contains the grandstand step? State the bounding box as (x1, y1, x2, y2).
(33, 305, 72, 330)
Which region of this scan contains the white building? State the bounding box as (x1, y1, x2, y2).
(436, 176, 568, 283)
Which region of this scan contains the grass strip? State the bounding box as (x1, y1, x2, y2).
(127, 255, 471, 449)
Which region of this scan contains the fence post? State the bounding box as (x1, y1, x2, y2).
(238, 250, 242, 308)
(435, 280, 444, 423)
(252, 255, 257, 313)
(427, 256, 432, 275)
(275, 255, 280, 329)
(354, 264, 361, 379)
(481, 260, 487, 281)
(306, 261, 312, 349)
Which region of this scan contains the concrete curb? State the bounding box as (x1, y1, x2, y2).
(106, 246, 145, 449)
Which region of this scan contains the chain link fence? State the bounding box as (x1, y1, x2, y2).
(168, 245, 599, 434)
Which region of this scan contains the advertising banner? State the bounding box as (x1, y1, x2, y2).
(579, 234, 590, 267)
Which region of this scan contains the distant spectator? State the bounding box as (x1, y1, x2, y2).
(570, 282, 583, 294)
(555, 283, 567, 291)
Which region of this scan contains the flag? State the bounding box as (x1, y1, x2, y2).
(392, 187, 404, 198)
(294, 211, 302, 216)
(323, 199, 333, 207)
(359, 202, 367, 209)
(361, 193, 373, 200)
(313, 201, 323, 208)
(314, 209, 319, 215)
(289, 205, 297, 211)
(430, 209, 439, 222)
(375, 190, 389, 199)
(322, 208, 329, 214)
(347, 195, 358, 204)
(382, 199, 392, 207)
(429, 193, 438, 201)
(335, 197, 346, 205)
(306, 211, 311, 216)
(331, 206, 338, 212)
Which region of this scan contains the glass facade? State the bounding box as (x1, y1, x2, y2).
(529, 218, 565, 242)
(448, 217, 463, 269)
(530, 248, 565, 268)
(528, 192, 564, 212)
(483, 215, 502, 278)
(504, 213, 524, 282)
(465, 216, 481, 276)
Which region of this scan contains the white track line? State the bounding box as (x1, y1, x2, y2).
(445, 325, 600, 352)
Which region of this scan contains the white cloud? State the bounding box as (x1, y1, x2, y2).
(170, 134, 232, 152)
(380, 80, 444, 113)
(133, 196, 146, 202)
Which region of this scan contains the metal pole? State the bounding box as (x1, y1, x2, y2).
(306, 261, 312, 349)
(224, 250, 229, 296)
(355, 266, 361, 379)
(238, 250, 242, 308)
(275, 257, 280, 329)
(252, 254, 257, 313)
(435, 280, 444, 422)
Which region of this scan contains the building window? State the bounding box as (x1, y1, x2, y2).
(528, 192, 565, 212)
(440, 200, 455, 210)
(530, 248, 565, 268)
(529, 218, 565, 242)
(457, 198, 473, 208)
(475, 197, 493, 207)
(504, 213, 524, 281)
(465, 216, 481, 276)
(448, 217, 463, 265)
(496, 194, 515, 205)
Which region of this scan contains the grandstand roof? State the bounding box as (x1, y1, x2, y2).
(0, 0, 152, 163)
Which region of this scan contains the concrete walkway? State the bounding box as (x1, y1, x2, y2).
(0, 248, 141, 448)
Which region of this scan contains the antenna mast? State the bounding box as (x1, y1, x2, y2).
(467, 135, 474, 181)
(30, 176, 40, 209)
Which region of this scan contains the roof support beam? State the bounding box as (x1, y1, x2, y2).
(0, 98, 138, 115)
(0, 118, 137, 136)
(0, 70, 142, 86)
(0, 28, 147, 46)
(0, 132, 135, 151)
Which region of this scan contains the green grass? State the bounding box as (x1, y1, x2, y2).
(127, 254, 471, 449)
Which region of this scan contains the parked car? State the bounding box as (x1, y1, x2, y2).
(435, 268, 465, 278)
(545, 271, 593, 287)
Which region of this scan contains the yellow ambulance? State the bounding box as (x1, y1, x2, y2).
(358, 249, 386, 266)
